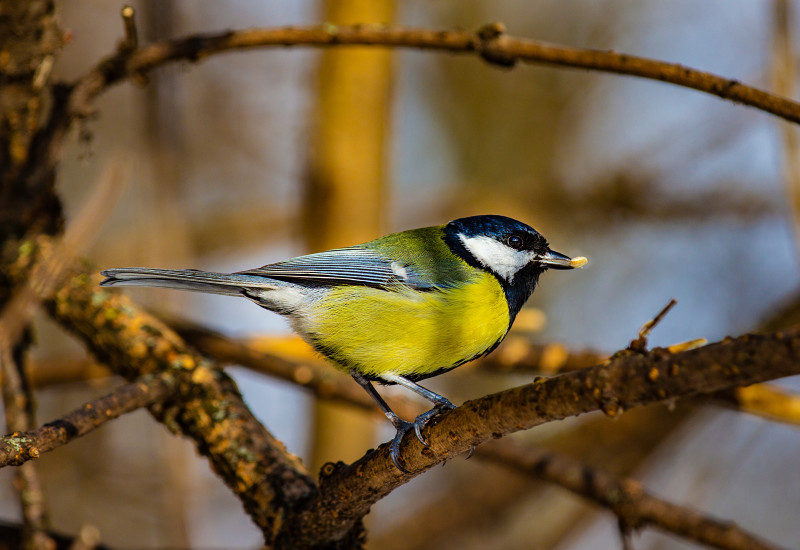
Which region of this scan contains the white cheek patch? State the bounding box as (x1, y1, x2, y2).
(459, 235, 534, 283)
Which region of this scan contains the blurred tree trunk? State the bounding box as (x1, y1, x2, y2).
(304, 0, 396, 472)
(0, 0, 64, 291)
(771, 0, 800, 252)
(0, 3, 64, 548)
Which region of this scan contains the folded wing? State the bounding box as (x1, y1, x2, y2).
(238, 246, 436, 290)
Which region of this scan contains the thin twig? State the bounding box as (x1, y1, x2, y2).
(120, 6, 138, 51)
(618, 522, 635, 550)
(0, 336, 33, 434)
(14, 462, 54, 550)
(629, 299, 677, 352)
(27, 21, 800, 240)
(0, 345, 53, 550)
(27, 356, 110, 388)
(0, 373, 176, 467)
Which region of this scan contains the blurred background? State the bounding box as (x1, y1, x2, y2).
(1, 0, 799, 548)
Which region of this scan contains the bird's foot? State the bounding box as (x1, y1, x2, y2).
(413, 399, 456, 447)
(389, 418, 415, 473)
(388, 399, 460, 472)
(413, 402, 475, 465)
(465, 445, 476, 460)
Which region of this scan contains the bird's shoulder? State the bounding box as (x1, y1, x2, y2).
(364, 225, 474, 287)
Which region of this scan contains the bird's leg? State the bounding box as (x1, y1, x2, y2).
(351, 371, 413, 472)
(380, 374, 456, 447)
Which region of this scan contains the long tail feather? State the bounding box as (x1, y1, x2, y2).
(100, 268, 277, 296)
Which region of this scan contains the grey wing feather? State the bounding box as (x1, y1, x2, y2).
(237, 247, 434, 289)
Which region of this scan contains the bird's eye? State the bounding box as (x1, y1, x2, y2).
(506, 235, 524, 250)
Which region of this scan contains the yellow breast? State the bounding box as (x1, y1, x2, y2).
(304, 271, 510, 379)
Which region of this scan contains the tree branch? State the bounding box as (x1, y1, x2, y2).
(23, 18, 800, 203)
(370, 403, 699, 550)
(7, 238, 318, 546)
(33, 319, 775, 548)
(27, 312, 800, 546)
(291, 327, 800, 545)
(61, 22, 800, 134)
(0, 345, 53, 550)
(119, 5, 139, 53)
(477, 441, 782, 550)
(0, 373, 176, 467)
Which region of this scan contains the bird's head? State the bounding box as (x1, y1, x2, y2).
(445, 215, 576, 282)
(443, 214, 583, 318)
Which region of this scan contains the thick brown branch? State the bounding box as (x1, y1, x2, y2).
(480, 338, 800, 426)
(0, 373, 175, 467)
(478, 441, 782, 550)
(8, 238, 317, 545)
(291, 328, 800, 545)
(372, 404, 698, 550)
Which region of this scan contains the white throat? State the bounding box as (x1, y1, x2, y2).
(458, 234, 534, 283)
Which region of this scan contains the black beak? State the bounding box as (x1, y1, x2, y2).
(538, 249, 574, 270)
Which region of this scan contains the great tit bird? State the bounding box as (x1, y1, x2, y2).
(100, 214, 584, 470)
